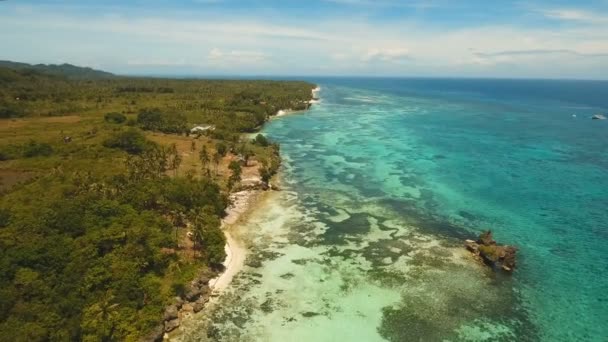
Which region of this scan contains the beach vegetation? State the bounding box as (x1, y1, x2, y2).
(253, 133, 269, 147)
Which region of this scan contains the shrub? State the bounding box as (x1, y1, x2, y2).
(0, 107, 24, 119)
(104, 112, 127, 124)
(137, 109, 187, 134)
(259, 166, 271, 183)
(201, 226, 226, 265)
(215, 142, 227, 157)
(22, 140, 53, 158)
(103, 129, 151, 155)
(253, 134, 269, 147)
(0, 148, 14, 161)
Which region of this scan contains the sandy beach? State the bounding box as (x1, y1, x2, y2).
(207, 189, 266, 294)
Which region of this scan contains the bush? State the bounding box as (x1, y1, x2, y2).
(0, 148, 14, 161)
(103, 129, 151, 155)
(0, 142, 53, 160)
(0, 107, 24, 119)
(104, 112, 127, 124)
(137, 109, 187, 134)
(259, 166, 271, 183)
(201, 226, 226, 265)
(253, 134, 269, 147)
(215, 142, 227, 157)
(22, 140, 53, 158)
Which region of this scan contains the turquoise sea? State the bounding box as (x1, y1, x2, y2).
(180, 78, 608, 341)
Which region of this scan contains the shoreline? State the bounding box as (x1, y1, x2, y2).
(211, 85, 319, 292)
(163, 85, 318, 340)
(207, 189, 263, 294)
(275, 86, 321, 117)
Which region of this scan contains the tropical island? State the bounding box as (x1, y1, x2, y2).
(0, 61, 315, 341)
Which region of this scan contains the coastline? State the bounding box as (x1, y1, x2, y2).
(208, 189, 263, 294)
(210, 84, 319, 293)
(275, 86, 321, 117)
(162, 85, 318, 340)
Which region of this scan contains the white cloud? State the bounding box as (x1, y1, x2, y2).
(542, 9, 608, 24)
(363, 47, 410, 62)
(208, 48, 269, 64)
(1, 5, 607, 78)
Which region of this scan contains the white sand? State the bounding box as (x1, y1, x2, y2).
(207, 230, 246, 293)
(208, 190, 259, 293)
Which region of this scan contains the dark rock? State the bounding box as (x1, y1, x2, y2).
(163, 305, 179, 321)
(301, 311, 320, 318)
(591, 114, 606, 120)
(192, 297, 209, 313)
(465, 230, 517, 273)
(260, 298, 274, 313)
(464, 239, 478, 253)
(173, 297, 184, 309)
(184, 287, 202, 301)
(477, 230, 496, 245)
(195, 274, 210, 285)
(141, 324, 164, 342)
(164, 318, 180, 332)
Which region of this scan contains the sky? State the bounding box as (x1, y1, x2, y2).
(1, 0, 607, 79)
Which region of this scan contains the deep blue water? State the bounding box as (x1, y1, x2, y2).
(265, 78, 608, 341)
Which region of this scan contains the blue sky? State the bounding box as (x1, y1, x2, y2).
(1, 0, 607, 78)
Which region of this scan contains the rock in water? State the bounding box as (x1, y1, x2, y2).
(465, 230, 517, 273)
(591, 114, 606, 120)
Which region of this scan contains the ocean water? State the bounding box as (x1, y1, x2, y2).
(178, 78, 608, 341)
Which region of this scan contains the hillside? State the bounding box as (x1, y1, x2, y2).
(0, 60, 115, 80)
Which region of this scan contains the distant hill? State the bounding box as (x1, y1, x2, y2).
(0, 60, 115, 80)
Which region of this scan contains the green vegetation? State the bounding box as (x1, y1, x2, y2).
(0, 64, 313, 135)
(253, 133, 270, 147)
(103, 128, 152, 155)
(104, 112, 127, 124)
(0, 60, 115, 80)
(137, 109, 187, 134)
(0, 61, 314, 340)
(0, 152, 226, 340)
(0, 140, 54, 161)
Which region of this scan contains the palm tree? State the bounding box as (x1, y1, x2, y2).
(199, 146, 210, 177)
(82, 293, 119, 341)
(213, 151, 221, 177)
(168, 144, 182, 177)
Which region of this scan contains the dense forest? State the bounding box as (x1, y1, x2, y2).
(0, 62, 314, 340)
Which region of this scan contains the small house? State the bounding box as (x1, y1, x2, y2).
(190, 125, 215, 134)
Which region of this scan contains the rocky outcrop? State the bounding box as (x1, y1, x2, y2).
(142, 272, 213, 340)
(163, 305, 179, 321)
(164, 318, 180, 333)
(591, 114, 606, 120)
(141, 324, 164, 342)
(465, 230, 517, 272)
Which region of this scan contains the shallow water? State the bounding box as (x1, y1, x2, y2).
(179, 78, 608, 341)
